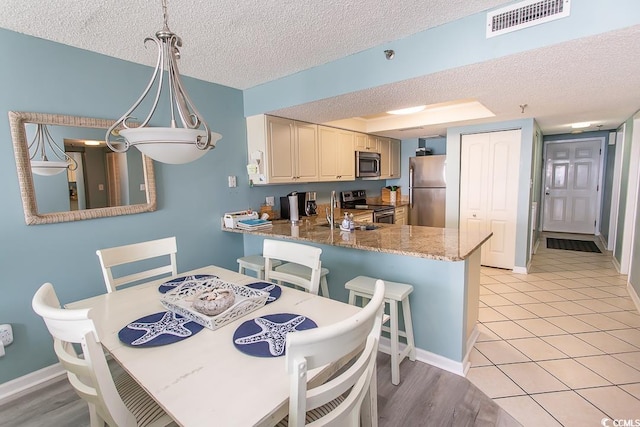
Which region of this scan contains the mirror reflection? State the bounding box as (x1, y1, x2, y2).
(9, 112, 156, 225)
(26, 124, 147, 213)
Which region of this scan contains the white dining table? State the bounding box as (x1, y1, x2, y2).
(66, 265, 362, 427)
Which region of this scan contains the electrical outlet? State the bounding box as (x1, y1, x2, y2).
(266, 196, 275, 206)
(228, 176, 237, 188)
(0, 324, 13, 346)
(140, 183, 146, 191)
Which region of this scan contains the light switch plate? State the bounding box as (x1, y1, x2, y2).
(266, 196, 275, 206)
(228, 176, 237, 188)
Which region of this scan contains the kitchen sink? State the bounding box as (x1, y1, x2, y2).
(317, 223, 379, 230)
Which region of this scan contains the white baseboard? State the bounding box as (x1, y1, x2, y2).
(462, 326, 480, 376)
(0, 363, 65, 405)
(613, 256, 622, 273)
(597, 234, 608, 251)
(378, 338, 466, 377)
(513, 266, 528, 274)
(628, 283, 640, 314)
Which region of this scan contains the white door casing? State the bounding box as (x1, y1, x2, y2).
(542, 138, 603, 234)
(460, 129, 521, 269)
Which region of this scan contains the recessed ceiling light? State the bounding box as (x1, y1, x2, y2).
(84, 140, 101, 146)
(387, 105, 427, 115)
(571, 122, 591, 129)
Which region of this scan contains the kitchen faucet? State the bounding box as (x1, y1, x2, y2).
(325, 190, 336, 230)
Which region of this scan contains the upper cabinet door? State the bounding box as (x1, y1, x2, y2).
(336, 129, 355, 180)
(389, 139, 401, 178)
(266, 116, 296, 183)
(355, 133, 379, 152)
(379, 137, 391, 178)
(318, 126, 355, 182)
(295, 121, 319, 182)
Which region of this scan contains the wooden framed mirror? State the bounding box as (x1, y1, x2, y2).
(9, 111, 157, 225)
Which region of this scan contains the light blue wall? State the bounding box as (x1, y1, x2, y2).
(242, 234, 472, 362)
(0, 28, 248, 383)
(445, 119, 536, 269)
(419, 137, 447, 155)
(244, 0, 640, 116)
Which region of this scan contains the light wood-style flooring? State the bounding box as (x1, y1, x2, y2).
(0, 353, 518, 426)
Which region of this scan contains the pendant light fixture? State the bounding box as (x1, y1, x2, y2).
(106, 0, 221, 164)
(29, 124, 77, 176)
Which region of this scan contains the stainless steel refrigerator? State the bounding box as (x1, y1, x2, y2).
(409, 155, 446, 227)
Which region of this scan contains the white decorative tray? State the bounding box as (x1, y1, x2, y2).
(160, 278, 269, 330)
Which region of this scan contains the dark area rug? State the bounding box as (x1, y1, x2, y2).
(546, 238, 601, 253)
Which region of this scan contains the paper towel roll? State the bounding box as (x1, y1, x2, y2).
(288, 195, 299, 223)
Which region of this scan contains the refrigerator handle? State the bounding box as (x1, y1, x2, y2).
(409, 167, 413, 207)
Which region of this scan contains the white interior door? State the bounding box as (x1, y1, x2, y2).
(543, 139, 602, 234)
(460, 129, 521, 269)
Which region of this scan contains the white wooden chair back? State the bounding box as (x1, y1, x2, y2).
(285, 280, 385, 427)
(96, 236, 178, 293)
(32, 283, 137, 427)
(263, 239, 323, 295)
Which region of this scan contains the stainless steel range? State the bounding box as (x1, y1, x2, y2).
(340, 190, 395, 224)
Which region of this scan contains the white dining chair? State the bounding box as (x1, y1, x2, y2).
(280, 280, 385, 427)
(96, 236, 178, 293)
(263, 239, 322, 295)
(31, 283, 174, 427)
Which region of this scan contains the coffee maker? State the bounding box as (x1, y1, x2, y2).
(304, 191, 317, 215)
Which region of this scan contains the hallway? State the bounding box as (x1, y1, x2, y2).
(468, 235, 640, 426)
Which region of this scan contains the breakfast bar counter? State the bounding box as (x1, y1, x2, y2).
(223, 220, 492, 376)
(223, 218, 490, 262)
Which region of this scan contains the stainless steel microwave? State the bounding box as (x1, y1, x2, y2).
(356, 151, 381, 178)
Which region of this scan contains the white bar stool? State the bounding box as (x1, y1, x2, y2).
(274, 263, 331, 298)
(236, 255, 282, 279)
(345, 275, 416, 385)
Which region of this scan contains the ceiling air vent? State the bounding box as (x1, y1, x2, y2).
(486, 0, 570, 38)
(398, 126, 425, 132)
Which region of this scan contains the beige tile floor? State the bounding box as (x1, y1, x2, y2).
(467, 235, 640, 427)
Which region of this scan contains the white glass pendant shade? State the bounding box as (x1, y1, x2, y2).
(30, 160, 69, 176)
(28, 123, 77, 176)
(105, 0, 221, 165)
(120, 128, 222, 164)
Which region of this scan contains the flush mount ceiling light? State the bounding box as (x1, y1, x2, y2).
(106, 0, 221, 164)
(29, 124, 77, 176)
(387, 105, 427, 115)
(571, 122, 591, 129)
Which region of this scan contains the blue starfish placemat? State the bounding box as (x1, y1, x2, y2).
(118, 311, 204, 347)
(246, 282, 281, 304)
(233, 313, 317, 357)
(158, 274, 218, 294)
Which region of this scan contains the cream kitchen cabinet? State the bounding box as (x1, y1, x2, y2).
(354, 133, 380, 153)
(247, 115, 318, 184)
(395, 206, 407, 225)
(318, 126, 355, 182)
(352, 211, 373, 223)
(379, 137, 401, 179)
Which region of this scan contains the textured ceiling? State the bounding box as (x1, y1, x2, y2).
(1, 1, 639, 137)
(0, 0, 506, 89)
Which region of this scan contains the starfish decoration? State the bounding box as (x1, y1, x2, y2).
(234, 315, 307, 356)
(127, 311, 193, 345)
(256, 283, 277, 302)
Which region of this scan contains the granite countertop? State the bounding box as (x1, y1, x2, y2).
(223, 216, 491, 262)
